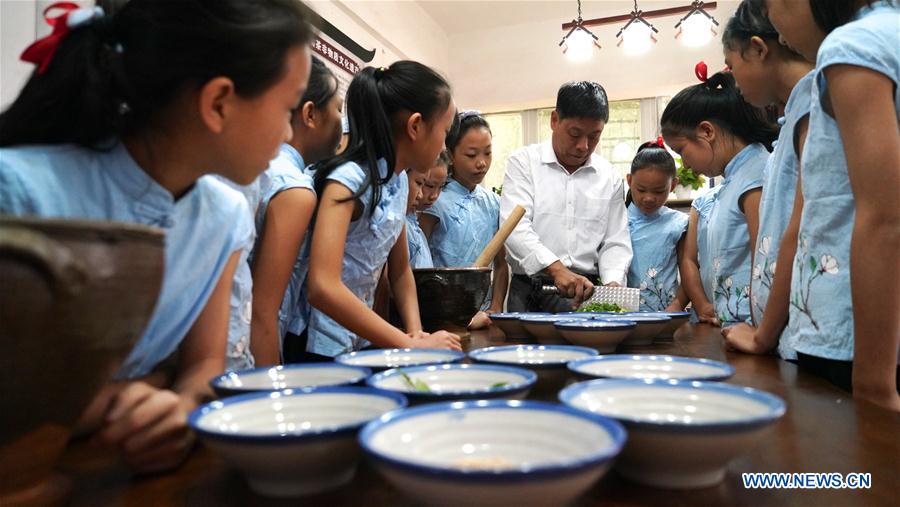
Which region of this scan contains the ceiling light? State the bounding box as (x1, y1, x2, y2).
(617, 0, 658, 55)
(675, 1, 719, 47)
(559, 0, 600, 62)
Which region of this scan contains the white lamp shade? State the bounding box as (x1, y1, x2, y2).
(680, 12, 713, 47)
(622, 22, 653, 55)
(565, 27, 595, 62)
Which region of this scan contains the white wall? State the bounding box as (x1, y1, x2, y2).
(447, 1, 740, 112)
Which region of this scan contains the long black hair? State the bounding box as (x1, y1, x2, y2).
(625, 140, 677, 206)
(660, 71, 779, 151)
(809, 0, 893, 34)
(0, 0, 314, 149)
(300, 56, 338, 109)
(723, 0, 804, 60)
(313, 60, 452, 215)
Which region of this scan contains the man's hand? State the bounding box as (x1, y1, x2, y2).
(545, 261, 594, 308)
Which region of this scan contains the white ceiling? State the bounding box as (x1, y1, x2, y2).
(415, 0, 704, 36)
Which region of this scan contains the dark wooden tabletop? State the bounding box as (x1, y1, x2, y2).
(58, 324, 899, 507)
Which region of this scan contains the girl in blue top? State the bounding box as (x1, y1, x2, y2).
(249, 57, 341, 366)
(419, 112, 510, 330)
(0, 0, 314, 471)
(304, 61, 462, 357)
(626, 139, 690, 311)
(766, 0, 899, 411)
(717, 0, 814, 359)
(662, 70, 778, 326)
(406, 152, 450, 269)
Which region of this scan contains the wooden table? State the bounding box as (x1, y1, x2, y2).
(58, 324, 899, 506)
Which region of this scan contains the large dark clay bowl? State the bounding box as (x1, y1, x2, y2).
(414, 267, 491, 331)
(0, 217, 164, 505)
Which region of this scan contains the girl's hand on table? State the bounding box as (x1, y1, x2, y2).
(722, 323, 769, 354)
(97, 381, 195, 474)
(695, 302, 721, 326)
(467, 311, 492, 330)
(410, 330, 462, 351)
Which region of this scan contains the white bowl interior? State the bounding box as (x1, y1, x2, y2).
(196, 392, 401, 436)
(566, 384, 774, 424)
(374, 368, 529, 394)
(574, 358, 730, 380)
(341, 350, 457, 368)
(217, 366, 364, 390)
(367, 407, 617, 471)
(475, 347, 595, 366)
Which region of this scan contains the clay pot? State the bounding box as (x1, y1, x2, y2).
(413, 267, 492, 332)
(0, 217, 164, 506)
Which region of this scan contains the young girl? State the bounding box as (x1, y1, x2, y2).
(682, 185, 723, 324)
(419, 112, 510, 329)
(717, 0, 814, 359)
(419, 150, 450, 211)
(303, 61, 462, 358)
(0, 0, 313, 471)
(626, 139, 690, 312)
(765, 0, 899, 411)
(662, 70, 778, 326)
(249, 57, 340, 366)
(406, 153, 450, 269)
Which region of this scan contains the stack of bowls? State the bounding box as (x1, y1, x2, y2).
(554, 319, 636, 352)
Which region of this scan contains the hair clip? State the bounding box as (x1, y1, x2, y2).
(458, 109, 481, 121)
(20, 2, 105, 75)
(694, 61, 709, 83)
(655, 136, 665, 148)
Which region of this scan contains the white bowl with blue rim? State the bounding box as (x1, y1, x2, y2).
(559, 379, 785, 489)
(209, 363, 371, 398)
(487, 312, 535, 340)
(624, 311, 690, 338)
(367, 363, 536, 404)
(468, 345, 598, 394)
(568, 355, 735, 382)
(554, 319, 636, 352)
(359, 399, 627, 507)
(188, 387, 407, 497)
(601, 314, 670, 345)
(335, 348, 465, 372)
(518, 314, 573, 344)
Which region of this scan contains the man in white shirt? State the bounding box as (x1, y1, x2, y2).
(500, 81, 632, 312)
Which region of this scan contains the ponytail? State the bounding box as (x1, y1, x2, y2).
(313, 60, 451, 215)
(626, 139, 677, 206)
(660, 71, 779, 150)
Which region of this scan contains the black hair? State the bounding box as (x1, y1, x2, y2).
(631, 141, 676, 176)
(445, 112, 492, 154)
(0, 0, 313, 149)
(435, 149, 452, 169)
(312, 61, 452, 215)
(555, 81, 609, 122)
(625, 141, 677, 206)
(809, 0, 891, 34)
(723, 0, 804, 60)
(300, 56, 338, 109)
(660, 71, 779, 151)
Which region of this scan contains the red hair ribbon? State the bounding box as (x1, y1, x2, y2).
(655, 136, 665, 148)
(694, 61, 709, 83)
(20, 2, 91, 75)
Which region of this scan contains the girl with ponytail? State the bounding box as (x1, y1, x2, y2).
(0, 0, 314, 472)
(662, 67, 777, 325)
(301, 61, 462, 359)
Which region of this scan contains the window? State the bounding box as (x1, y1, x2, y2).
(481, 112, 522, 192)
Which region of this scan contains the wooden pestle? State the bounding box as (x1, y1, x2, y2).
(473, 204, 525, 268)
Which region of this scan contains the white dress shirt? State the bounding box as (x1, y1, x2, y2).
(500, 141, 632, 286)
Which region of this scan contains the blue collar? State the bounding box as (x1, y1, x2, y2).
(106, 142, 179, 226)
(279, 143, 306, 171)
(723, 143, 766, 182)
(628, 202, 662, 220)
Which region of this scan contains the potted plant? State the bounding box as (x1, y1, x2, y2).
(674, 157, 705, 199)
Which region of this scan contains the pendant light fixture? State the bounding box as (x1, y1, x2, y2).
(616, 0, 658, 55)
(674, 1, 719, 47)
(559, 0, 600, 62)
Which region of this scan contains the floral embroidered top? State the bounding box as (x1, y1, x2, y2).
(786, 1, 899, 361)
(704, 143, 767, 325)
(627, 203, 688, 311)
(752, 71, 814, 360)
